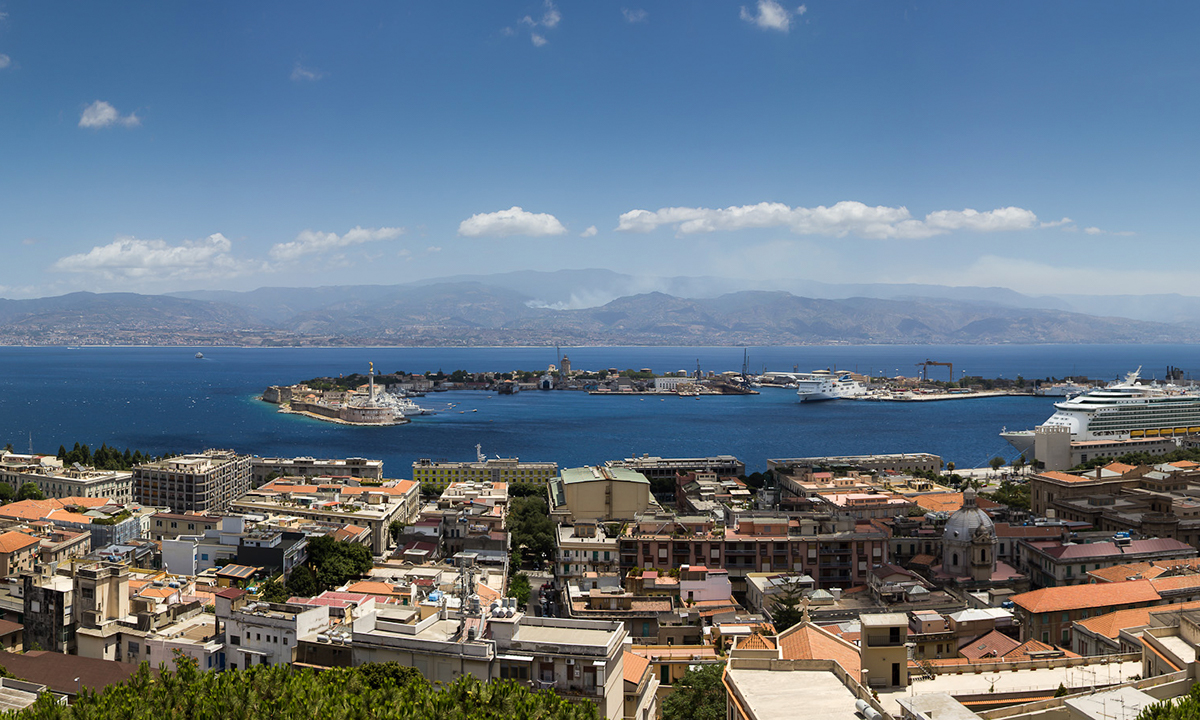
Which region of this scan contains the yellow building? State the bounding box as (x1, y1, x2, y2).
(549, 467, 654, 523)
(412, 457, 558, 492)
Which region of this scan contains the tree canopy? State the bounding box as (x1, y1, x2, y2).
(661, 663, 726, 720)
(10, 657, 598, 720)
(16, 483, 43, 501)
(508, 497, 555, 569)
(305, 536, 373, 591)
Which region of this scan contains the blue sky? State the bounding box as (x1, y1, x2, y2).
(1, 1, 1197, 299)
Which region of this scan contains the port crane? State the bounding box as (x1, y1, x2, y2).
(916, 360, 953, 382)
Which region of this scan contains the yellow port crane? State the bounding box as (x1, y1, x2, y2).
(916, 359, 953, 382)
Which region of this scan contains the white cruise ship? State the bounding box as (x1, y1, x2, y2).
(795, 370, 867, 402)
(1001, 367, 1200, 456)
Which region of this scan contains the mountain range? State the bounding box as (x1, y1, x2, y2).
(0, 270, 1195, 346)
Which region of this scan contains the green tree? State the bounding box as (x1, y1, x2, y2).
(989, 456, 1006, 472)
(17, 482, 44, 501)
(388, 519, 405, 542)
(769, 579, 807, 633)
(286, 565, 319, 598)
(508, 573, 532, 607)
(946, 461, 956, 473)
(1012, 456, 1026, 474)
(0, 483, 12, 504)
(13, 656, 597, 720)
(508, 497, 556, 569)
(985, 480, 1031, 512)
(662, 663, 726, 720)
(259, 578, 290, 603)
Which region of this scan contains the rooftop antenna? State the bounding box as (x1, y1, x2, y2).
(476, 444, 485, 463)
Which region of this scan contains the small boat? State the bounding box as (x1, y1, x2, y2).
(195, 352, 204, 359)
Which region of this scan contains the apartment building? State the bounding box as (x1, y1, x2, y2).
(618, 513, 889, 591)
(133, 450, 252, 514)
(0, 453, 132, 503)
(231, 478, 419, 554)
(252, 456, 383, 485)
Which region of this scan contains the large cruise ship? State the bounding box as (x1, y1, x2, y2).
(1001, 367, 1200, 456)
(796, 370, 867, 402)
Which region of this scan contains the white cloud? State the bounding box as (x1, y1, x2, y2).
(1079, 225, 1136, 237)
(51, 233, 238, 281)
(580, 225, 598, 238)
(0, 55, 10, 70)
(290, 63, 326, 82)
(78, 100, 140, 129)
(796, 4, 807, 15)
(1040, 217, 1073, 229)
(617, 200, 1042, 239)
(1084, 226, 1104, 235)
(540, 0, 561, 28)
(458, 206, 568, 238)
(269, 226, 404, 261)
(426, 246, 442, 254)
(740, 0, 795, 32)
(622, 8, 648, 23)
(516, 0, 559, 45)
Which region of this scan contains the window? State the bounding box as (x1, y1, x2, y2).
(230, 636, 240, 646)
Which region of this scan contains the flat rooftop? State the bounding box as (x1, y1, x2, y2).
(512, 624, 613, 648)
(877, 660, 1143, 715)
(728, 669, 861, 720)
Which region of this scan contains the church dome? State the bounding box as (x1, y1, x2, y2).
(942, 487, 994, 542)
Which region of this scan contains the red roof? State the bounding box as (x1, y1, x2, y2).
(1012, 580, 1160, 614)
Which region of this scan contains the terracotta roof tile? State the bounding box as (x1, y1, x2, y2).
(915, 493, 1000, 513)
(1012, 579, 1160, 614)
(959, 630, 1020, 660)
(1087, 563, 1164, 583)
(623, 651, 650, 685)
(1004, 640, 1080, 661)
(737, 634, 776, 651)
(1037, 471, 1095, 484)
(0, 531, 40, 554)
(1150, 575, 1200, 593)
(778, 623, 860, 676)
(1104, 463, 1138, 474)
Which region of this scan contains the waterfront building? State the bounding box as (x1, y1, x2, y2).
(768, 453, 943, 477)
(411, 457, 557, 489)
(133, 449, 252, 514)
(0, 453, 132, 503)
(251, 456, 383, 485)
(1030, 461, 1200, 546)
(607, 454, 745, 481)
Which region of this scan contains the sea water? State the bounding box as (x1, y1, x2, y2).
(0, 345, 1196, 473)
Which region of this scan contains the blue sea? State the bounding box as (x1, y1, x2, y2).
(0, 345, 1197, 475)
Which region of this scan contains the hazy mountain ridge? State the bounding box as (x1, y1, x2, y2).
(5, 282, 1193, 346)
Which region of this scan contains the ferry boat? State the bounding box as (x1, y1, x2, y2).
(1001, 367, 1200, 456)
(795, 370, 867, 402)
(195, 352, 204, 359)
